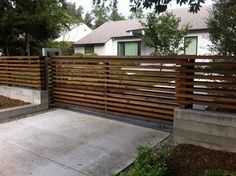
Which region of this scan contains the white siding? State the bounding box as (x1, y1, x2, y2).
(74, 46, 84, 54)
(141, 37, 154, 55)
(186, 31, 212, 55)
(74, 30, 213, 56)
(94, 45, 105, 55)
(56, 24, 92, 43)
(104, 39, 115, 55)
(74, 45, 105, 55)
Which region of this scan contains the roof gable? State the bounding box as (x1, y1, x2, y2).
(77, 19, 144, 45)
(77, 6, 212, 45)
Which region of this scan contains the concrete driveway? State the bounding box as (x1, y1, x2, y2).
(0, 109, 169, 176)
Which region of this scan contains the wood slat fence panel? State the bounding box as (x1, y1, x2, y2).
(0, 56, 46, 90)
(50, 55, 236, 124)
(50, 56, 178, 124)
(175, 56, 236, 111)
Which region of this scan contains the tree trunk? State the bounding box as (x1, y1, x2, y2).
(3, 46, 9, 56)
(26, 32, 30, 56)
(6, 46, 9, 56)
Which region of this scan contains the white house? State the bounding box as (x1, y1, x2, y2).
(75, 6, 212, 56)
(55, 23, 92, 44)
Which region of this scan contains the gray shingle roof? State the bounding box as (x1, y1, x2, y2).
(170, 5, 211, 30)
(77, 19, 144, 45)
(77, 6, 212, 45)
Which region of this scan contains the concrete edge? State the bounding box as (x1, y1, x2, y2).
(0, 104, 49, 123)
(174, 108, 236, 127)
(175, 108, 236, 119)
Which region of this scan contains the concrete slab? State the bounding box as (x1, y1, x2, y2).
(0, 109, 169, 176)
(0, 140, 85, 176)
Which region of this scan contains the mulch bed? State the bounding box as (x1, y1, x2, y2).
(0, 95, 29, 109)
(167, 144, 236, 176)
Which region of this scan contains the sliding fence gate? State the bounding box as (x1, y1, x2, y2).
(49, 55, 236, 125)
(49, 56, 179, 124)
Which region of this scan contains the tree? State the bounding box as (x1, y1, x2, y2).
(0, 0, 72, 56)
(129, 7, 145, 19)
(47, 41, 73, 55)
(109, 0, 125, 21)
(207, 0, 236, 56)
(92, 3, 110, 28)
(93, 0, 206, 13)
(84, 12, 94, 28)
(144, 12, 189, 55)
(66, 3, 84, 23)
(0, 0, 20, 55)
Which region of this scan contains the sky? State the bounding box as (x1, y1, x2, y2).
(67, 0, 213, 17)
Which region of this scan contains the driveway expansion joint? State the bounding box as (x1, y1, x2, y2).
(0, 137, 91, 176)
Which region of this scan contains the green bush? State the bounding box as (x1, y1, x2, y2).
(121, 146, 169, 176)
(47, 41, 74, 55)
(72, 52, 98, 56)
(85, 52, 98, 56)
(73, 52, 84, 56)
(204, 170, 236, 176)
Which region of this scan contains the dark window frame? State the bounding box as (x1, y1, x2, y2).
(117, 41, 141, 56)
(84, 45, 94, 54)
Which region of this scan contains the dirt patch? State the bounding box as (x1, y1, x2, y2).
(167, 144, 236, 176)
(0, 95, 29, 109)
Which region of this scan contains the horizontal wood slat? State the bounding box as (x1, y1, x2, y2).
(2, 55, 235, 124)
(49, 55, 236, 124)
(50, 56, 178, 124)
(0, 56, 45, 90)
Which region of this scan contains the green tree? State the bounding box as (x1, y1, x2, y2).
(93, 0, 206, 13)
(84, 12, 94, 28)
(109, 0, 125, 21)
(207, 0, 236, 56)
(0, 0, 20, 55)
(129, 7, 145, 19)
(92, 3, 110, 28)
(144, 12, 189, 55)
(0, 0, 72, 56)
(207, 0, 236, 97)
(47, 41, 73, 55)
(66, 3, 84, 23)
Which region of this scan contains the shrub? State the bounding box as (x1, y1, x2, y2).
(85, 52, 98, 56)
(72, 52, 98, 56)
(73, 52, 84, 56)
(121, 146, 169, 176)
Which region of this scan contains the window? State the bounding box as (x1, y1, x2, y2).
(118, 42, 141, 56)
(184, 36, 198, 55)
(84, 45, 94, 54)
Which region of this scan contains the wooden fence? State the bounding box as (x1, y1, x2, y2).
(49, 55, 236, 124)
(0, 55, 235, 124)
(0, 56, 45, 90)
(175, 55, 236, 111)
(50, 56, 178, 124)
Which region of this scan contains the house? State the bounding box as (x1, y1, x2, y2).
(55, 23, 92, 44)
(75, 6, 212, 56)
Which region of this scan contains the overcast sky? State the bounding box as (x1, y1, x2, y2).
(67, 0, 213, 17)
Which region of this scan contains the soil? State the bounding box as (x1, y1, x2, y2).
(0, 95, 29, 109)
(167, 144, 236, 176)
